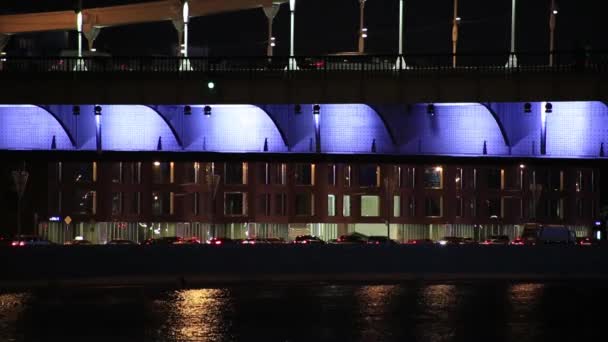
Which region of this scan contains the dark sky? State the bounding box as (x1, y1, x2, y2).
(3, 0, 606, 56)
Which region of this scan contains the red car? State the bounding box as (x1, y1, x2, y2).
(406, 239, 435, 245)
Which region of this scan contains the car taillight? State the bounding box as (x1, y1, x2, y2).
(302, 240, 308, 244)
(11, 241, 18, 246)
(215, 240, 222, 245)
(19, 241, 25, 246)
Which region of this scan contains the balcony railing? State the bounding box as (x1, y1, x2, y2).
(0, 52, 606, 74)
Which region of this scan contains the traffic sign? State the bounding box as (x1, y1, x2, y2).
(64, 216, 72, 225)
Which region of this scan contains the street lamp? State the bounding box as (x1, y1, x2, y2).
(358, 0, 367, 54)
(549, 0, 558, 66)
(288, 0, 297, 70)
(506, 0, 518, 67)
(451, 0, 459, 68)
(395, 0, 408, 69)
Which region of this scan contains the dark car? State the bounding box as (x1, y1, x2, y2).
(367, 236, 398, 245)
(241, 238, 269, 245)
(0, 235, 12, 247)
(207, 237, 235, 245)
(11, 235, 53, 247)
(143, 236, 183, 245)
(293, 235, 325, 245)
(264, 238, 286, 244)
(335, 235, 366, 244)
(406, 239, 435, 245)
(438, 236, 465, 246)
(64, 239, 93, 245)
(106, 239, 138, 245)
(482, 235, 510, 246)
(578, 237, 599, 246)
(174, 237, 202, 245)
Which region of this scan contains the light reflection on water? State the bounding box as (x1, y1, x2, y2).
(1, 282, 606, 342)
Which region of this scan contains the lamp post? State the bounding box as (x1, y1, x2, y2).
(395, 0, 407, 69)
(179, 0, 192, 71)
(263, 4, 280, 57)
(451, 0, 459, 68)
(506, 0, 518, 67)
(288, 0, 297, 70)
(358, 0, 367, 54)
(549, 0, 558, 66)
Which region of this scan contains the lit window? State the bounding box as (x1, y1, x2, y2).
(393, 195, 401, 217)
(423, 167, 443, 189)
(361, 195, 380, 217)
(343, 195, 351, 217)
(328, 194, 336, 216)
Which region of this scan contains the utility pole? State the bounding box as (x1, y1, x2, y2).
(451, 0, 459, 68)
(358, 0, 367, 54)
(506, 0, 517, 67)
(549, 0, 558, 66)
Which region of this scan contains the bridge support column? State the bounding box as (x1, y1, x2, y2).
(506, 0, 518, 67)
(395, 0, 408, 69)
(263, 4, 280, 57)
(173, 1, 192, 71)
(358, 0, 367, 54)
(0, 34, 9, 53)
(84, 26, 100, 51)
(288, 0, 298, 70)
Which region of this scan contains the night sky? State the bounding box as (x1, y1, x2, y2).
(2, 0, 606, 56)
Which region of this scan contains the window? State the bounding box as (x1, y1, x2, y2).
(328, 194, 336, 216)
(454, 167, 463, 190)
(407, 197, 415, 217)
(295, 193, 314, 216)
(131, 192, 141, 214)
(295, 164, 314, 185)
(503, 197, 522, 219)
(125, 162, 141, 184)
(225, 192, 247, 216)
(55, 162, 62, 184)
(361, 195, 380, 217)
(543, 169, 562, 192)
(399, 167, 415, 188)
(577, 198, 584, 218)
(274, 193, 287, 216)
(359, 165, 380, 187)
(152, 162, 171, 184)
(487, 168, 501, 190)
(184, 163, 199, 184)
(423, 167, 443, 189)
(344, 165, 352, 187)
(259, 163, 270, 185)
(455, 197, 463, 218)
(192, 193, 199, 215)
(343, 195, 351, 217)
(470, 198, 478, 218)
(328, 165, 337, 186)
(425, 197, 442, 217)
(546, 199, 563, 219)
(111, 192, 122, 215)
(225, 163, 247, 185)
(258, 194, 271, 216)
(504, 167, 523, 190)
(111, 163, 122, 184)
(260, 163, 286, 185)
(487, 198, 501, 218)
(74, 189, 95, 215)
(576, 170, 587, 192)
(393, 195, 401, 217)
(67, 162, 95, 183)
(152, 192, 171, 216)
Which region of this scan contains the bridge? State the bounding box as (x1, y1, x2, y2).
(0, 53, 606, 104)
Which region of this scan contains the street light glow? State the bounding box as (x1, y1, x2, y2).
(153, 161, 161, 166)
(552, 9, 558, 15)
(207, 81, 215, 90)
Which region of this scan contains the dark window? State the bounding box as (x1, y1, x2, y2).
(74, 189, 95, 215)
(295, 193, 313, 216)
(455, 197, 463, 218)
(225, 193, 246, 216)
(487, 198, 501, 218)
(407, 197, 415, 217)
(423, 167, 443, 189)
(543, 170, 561, 192)
(328, 164, 336, 186)
(111, 163, 122, 184)
(67, 162, 94, 183)
(225, 163, 246, 185)
(503, 197, 522, 218)
(504, 167, 523, 190)
(546, 199, 561, 218)
(576, 170, 586, 192)
(344, 165, 352, 187)
(577, 198, 584, 218)
(470, 198, 479, 218)
(487, 169, 501, 190)
(258, 194, 271, 216)
(425, 197, 442, 217)
(192, 193, 200, 215)
(184, 163, 199, 184)
(259, 163, 286, 185)
(274, 193, 287, 216)
(295, 164, 313, 185)
(111, 192, 122, 215)
(152, 192, 171, 216)
(359, 164, 379, 187)
(455, 168, 463, 190)
(152, 162, 171, 184)
(130, 192, 141, 214)
(125, 162, 141, 184)
(49, 191, 61, 214)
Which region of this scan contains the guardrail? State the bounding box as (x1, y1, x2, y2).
(0, 52, 606, 74)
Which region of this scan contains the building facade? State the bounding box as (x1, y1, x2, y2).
(41, 160, 599, 244)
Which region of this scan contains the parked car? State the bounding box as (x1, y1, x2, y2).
(143, 237, 183, 245)
(11, 235, 53, 247)
(173, 237, 202, 245)
(510, 238, 525, 246)
(335, 235, 366, 244)
(264, 238, 286, 244)
(106, 239, 138, 245)
(292, 235, 325, 245)
(241, 238, 269, 245)
(0, 235, 12, 247)
(577, 237, 599, 246)
(438, 236, 465, 246)
(482, 235, 510, 246)
(367, 236, 398, 245)
(406, 239, 435, 245)
(64, 239, 93, 245)
(207, 237, 235, 245)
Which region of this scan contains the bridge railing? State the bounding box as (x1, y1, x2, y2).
(0, 52, 606, 74)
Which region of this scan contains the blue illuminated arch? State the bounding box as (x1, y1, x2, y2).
(319, 104, 395, 153)
(184, 105, 288, 152)
(145, 105, 184, 148)
(402, 103, 510, 156)
(100, 105, 181, 151)
(480, 103, 511, 147)
(0, 105, 74, 150)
